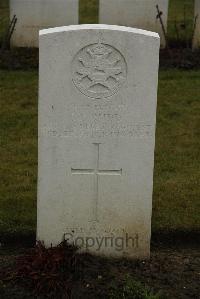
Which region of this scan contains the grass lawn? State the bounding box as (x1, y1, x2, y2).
(0, 71, 38, 238)
(168, 0, 195, 45)
(154, 69, 200, 232)
(79, 0, 98, 24)
(0, 0, 9, 43)
(0, 69, 199, 238)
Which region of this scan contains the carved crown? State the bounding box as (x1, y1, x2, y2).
(87, 42, 111, 57)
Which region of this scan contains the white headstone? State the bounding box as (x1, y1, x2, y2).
(193, 0, 200, 49)
(10, 0, 79, 47)
(37, 24, 160, 259)
(99, 0, 168, 48)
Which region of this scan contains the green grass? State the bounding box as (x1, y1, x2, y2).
(79, 0, 98, 24)
(0, 0, 9, 43)
(167, 0, 195, 45)
(0, 69, 199, 237)
(153, 69, 200, 232)
(109, 276, 162, 299)
(168, 0, 194, 22)
(0, 71, 38, 237)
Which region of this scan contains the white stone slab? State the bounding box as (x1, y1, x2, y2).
(193, 0, 200, 49)
(37, 24, 160, 259)
(99, 0, 168, 48)
(10, 0, 79, 47)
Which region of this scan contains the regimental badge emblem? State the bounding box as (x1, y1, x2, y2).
(72, 42, 127, 99)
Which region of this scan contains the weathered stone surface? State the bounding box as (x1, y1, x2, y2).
(193, 0, 200, 49)
(37, 24, 160, 258)
(99, 0, 168, 48)
(10, 0, 79, 47)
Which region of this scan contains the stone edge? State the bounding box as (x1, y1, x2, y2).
(39, 24, 160, 39)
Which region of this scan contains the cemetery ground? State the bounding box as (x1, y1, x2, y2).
(0, 0, 200, 299)
(0, 68, 200, 299)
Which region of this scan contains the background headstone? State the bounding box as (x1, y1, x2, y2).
(99, 0, 168, 48)
(10, 0, 79, 47)
(37, 24, 160, 258)
(193, 0, 200, 49)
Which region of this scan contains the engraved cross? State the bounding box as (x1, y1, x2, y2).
(71, 143, 122, 221)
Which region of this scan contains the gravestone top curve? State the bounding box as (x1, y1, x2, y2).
(39, 24, 160, 38)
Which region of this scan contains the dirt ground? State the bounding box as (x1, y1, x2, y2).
(0, 238, 200, 299)
(72, 244, 200, 299)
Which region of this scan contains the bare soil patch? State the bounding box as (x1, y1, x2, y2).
(0, 240, 199, 299)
